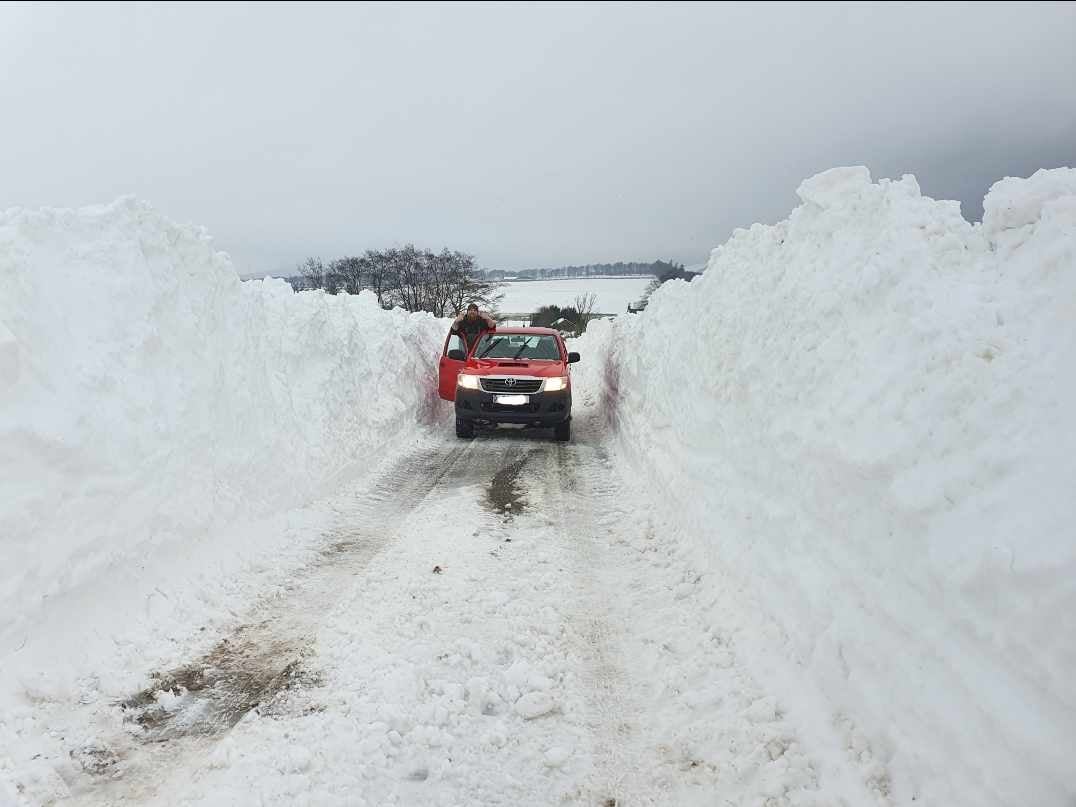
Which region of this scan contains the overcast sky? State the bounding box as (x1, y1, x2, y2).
(2, 2, 1074, 274)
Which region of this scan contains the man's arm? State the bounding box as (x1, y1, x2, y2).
(481, 312, 497, 329)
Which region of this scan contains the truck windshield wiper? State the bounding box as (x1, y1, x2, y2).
(477, 340, 501, 359)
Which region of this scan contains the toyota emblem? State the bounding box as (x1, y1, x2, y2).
(505, 378, 516, 387)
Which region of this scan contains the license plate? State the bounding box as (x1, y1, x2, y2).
(495, 394, 529, 406)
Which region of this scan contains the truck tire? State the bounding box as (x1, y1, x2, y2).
(553, 420, 571, 442)
(456, 418, 474, 439)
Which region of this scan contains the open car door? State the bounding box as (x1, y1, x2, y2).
(438, 332, 467, 401)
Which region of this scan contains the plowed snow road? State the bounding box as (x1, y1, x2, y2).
(32, 410, 874, 807)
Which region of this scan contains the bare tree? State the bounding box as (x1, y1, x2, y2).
(391, 244, 426, 313)
(324, 267, 341, 295)
(573, 292, 598, 335)
(295, 245, 502, 315)
(456, 272, 504, 315)
(442, 251, 502, 316)
(426, 249, 458, 318)
(330, 256, 366, 295)
(357, 251, 388, 307)
(298, 257, 326, 290)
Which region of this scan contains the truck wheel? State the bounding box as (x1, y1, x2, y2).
(553, 420, 571, 442)
(455, 418, 474, 439)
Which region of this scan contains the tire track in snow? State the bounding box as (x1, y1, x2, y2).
(133, 433, 582, 806)
(543, 430, 666, 807)
(61, 436, 476, 806)
(55, 414, 855, 807)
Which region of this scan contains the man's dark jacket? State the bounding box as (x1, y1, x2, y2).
(452, 317, 493, 351)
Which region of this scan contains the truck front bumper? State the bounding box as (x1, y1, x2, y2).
(454, 387, 571, 427)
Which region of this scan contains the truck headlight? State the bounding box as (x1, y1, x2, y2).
(544, 376, 569, 392)
(457, 374, 480, 390)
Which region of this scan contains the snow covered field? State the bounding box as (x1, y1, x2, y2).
(2, 167, 1074, 806)
(495, 277, 652, 314)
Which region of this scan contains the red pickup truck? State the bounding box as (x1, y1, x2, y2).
(438, 327, 580, 441)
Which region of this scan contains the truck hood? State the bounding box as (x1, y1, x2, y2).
(463, 359, 565, 378)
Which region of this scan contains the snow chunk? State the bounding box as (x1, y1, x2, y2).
(795, 166, 872, 208)
(514, 691, 556, 720)
(983, 167, 1076, 238)
(153, 688, 185, 712)
(743, 696, 778, 723)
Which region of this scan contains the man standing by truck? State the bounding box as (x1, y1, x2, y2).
(451, 303, 497, 353)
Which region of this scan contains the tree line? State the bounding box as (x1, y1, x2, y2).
(477, 259, 685, 281)
(289, 246, 502, 317)
(281, 249, 694, 323)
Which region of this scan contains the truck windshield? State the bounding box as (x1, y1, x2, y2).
(474, 334, 562, 361)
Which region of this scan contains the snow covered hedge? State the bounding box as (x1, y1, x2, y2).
(578, 167, 1076, 806)
(0, 198, 446, 631)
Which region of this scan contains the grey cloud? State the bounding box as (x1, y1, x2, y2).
(1, 2, 1073, 273)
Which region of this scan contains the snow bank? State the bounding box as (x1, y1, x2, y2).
(0, 198, 446, 640)
(578, 167, 1076, 806)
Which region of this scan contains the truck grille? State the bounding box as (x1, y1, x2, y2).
(479, 377, 543, 394)
(481, 401, 541, 414)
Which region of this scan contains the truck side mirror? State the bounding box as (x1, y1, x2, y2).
(448, 349, 466, 361)
(567, 352, 581, 363)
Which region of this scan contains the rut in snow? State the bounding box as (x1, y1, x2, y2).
(115, 442, 470, 747)
(69, 422, 669, 806)
(545, 425, 666, 807)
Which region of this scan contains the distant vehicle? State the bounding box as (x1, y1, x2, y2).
(627, 298, 648, 313)
(438, 327, 580, 441)
(549, 316, 577, 337)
